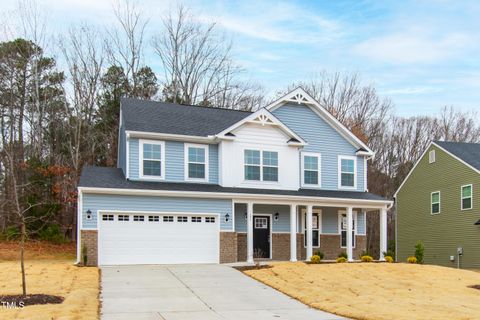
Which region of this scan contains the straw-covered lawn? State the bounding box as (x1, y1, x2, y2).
(244, 262, 480, 320)
(0, 260, 99, 320)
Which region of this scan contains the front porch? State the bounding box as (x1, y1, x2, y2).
(220, 200, 389, 263)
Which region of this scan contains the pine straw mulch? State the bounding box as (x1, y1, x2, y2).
(0, 294, 64, 306)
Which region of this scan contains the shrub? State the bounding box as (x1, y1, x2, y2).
(1, 226, 20, 240)
(336, 257, 347, 263)
(382, 250, 395, 259)
(361, 255, 373, 262)
(313, 250, 324, 260)
(385, 256, 394, 263)
(414, 241, 424, 264)
(310, 255, 321, 264)
(338, 251, 348, 259)
(38, 224, 65, 244)
(407, 256, 417, 264)
(82, 244, 88, 266)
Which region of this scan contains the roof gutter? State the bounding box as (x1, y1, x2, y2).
(126, 130, 216, 144)
(78, 186, 393, 209)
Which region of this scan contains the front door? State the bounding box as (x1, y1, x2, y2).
(253, 216, 270, 258)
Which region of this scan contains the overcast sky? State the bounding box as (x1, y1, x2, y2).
(2, 0, 480, 117)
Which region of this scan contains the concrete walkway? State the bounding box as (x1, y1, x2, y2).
(101, 264, 344, 320)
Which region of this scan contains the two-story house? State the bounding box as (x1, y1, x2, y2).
(77, 88, 392, 266)
(395, 141, 480, 268)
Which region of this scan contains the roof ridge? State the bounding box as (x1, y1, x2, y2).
(121, 97, 253, 114)
(435, 140, 480, 145)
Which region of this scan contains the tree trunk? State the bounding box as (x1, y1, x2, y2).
(20, 221, 27, 296)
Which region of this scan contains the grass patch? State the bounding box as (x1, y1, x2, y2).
(0, 241, 76, 261)
(244, 262, 480, 320)
(0, 260, 99, 319)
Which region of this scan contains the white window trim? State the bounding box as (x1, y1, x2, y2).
(338, 155, 357, 190)
(243, 148, 279, 183)
(431, 191, 441, 215)
(301, 152, 321, 188)
(461, 184, 473, 211)
(300, 208, 322, 248)
(429, 150, 436, 164)
(184, 143, 209, 182)
(338, 210, 358, 248)
(139, 139, 165, 180)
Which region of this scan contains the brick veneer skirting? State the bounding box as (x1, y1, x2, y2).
(318, 234, 367, 260)
(220, 232, 237, 263)
(80, 230, 98, 266)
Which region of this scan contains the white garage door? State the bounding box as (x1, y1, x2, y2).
(98, 213, 219, 265)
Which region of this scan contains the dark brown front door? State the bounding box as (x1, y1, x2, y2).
(253, 216, 270, 258)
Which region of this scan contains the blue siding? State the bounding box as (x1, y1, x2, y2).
(165, 141, 184, 181)
(234, 203, 291, 232)
(209, 144, 219, 184)
(357, 210, 366, 235)
(82, 194, 232, 230)
(322, 208, 339, 234)
(128, 138, 139, 179)
(129, 139, 219, 184)
(273, 103, 366, 191)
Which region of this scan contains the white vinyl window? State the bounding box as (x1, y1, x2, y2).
(244, 150, 278, 182)
(148, 215, 159, 222)
(133, 215, 144, 222)
(205, 217, 216, 223)
(303, 212, 320, 248)
(301, 153, 321, 187)
(191, 217, 202, 223)
(255, 217, 268, 229)
(431, 191, 441, 214)
(461, 185, 473, 210)
(118, 215, 130, 221)
(102, 214, 114, 221)
(139, 140, 165, 179)
(177, 216, 188, 222)
(185, 143, 209, 182)
(429, 150, 436, 164)
(163, 216, 174, 222)
(338, 156, 356, 189)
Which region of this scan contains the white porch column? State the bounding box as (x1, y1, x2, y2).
(290, 204, 297, 262)
(247, 202, 254, 263)
(379, 208, 388, 261)
(306, 205, 313, 260)
(346, 206, 353, 262)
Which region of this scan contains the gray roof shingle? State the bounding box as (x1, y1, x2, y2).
(79, 166, 388, 201)
(434, 141, 480, 171)
(121, 98, 251, 136)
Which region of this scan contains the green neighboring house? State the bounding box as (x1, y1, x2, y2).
(395, 141, 480, 268)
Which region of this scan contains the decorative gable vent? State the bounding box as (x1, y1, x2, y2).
(252, 114, 274, 126)
(429, 150, 436, 164)
(287, 92, 310, 104)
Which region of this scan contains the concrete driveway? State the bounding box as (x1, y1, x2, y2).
(101, 264, 343, 320)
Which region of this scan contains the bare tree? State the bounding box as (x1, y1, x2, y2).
(106, 0, 147, 93)
(152, 5, 262, 109)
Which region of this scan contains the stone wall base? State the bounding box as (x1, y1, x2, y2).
(80, 230, 98, 266)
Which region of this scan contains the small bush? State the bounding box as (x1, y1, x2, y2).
(2, 226, 20, 240)
(385, 256, 394, 263)
(382, 250, 395, 259)
(338, 251, 348, 259)
(361, 255, 373, 262)
(310, 255, 321, 264)
(336, 257, 347, 263)
(313, 250, 324, 260)
(414, 241, 424, 264)
(38, 224, 65, 244)
(82, 243, 88, 266)
(407, 256, 417, 264)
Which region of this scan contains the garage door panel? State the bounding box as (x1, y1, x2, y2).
(98, 213, 219, 265)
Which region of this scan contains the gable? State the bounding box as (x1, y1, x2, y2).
(395, 142, 480, 198)
(272, 103, 358, 153)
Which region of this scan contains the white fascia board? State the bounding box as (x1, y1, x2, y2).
(215, 108, 306, 145)
(266, 88, 374, 156)
(78, 186, 392, 209)
(126, 130, 216, 144)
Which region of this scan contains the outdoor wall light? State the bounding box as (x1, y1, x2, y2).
(225, 213, 230, 222)
(86, 209, 92, 220)
(274, 212, 279, 221)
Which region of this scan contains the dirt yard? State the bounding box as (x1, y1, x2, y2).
(244, 262, 480, 320)
(0, 242, 99, 320)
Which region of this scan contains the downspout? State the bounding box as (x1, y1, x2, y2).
(75, 188, 82, 265)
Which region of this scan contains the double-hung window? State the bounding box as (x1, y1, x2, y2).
(185, 144, 208, 181)
(244, 150, 278, 182)
(339, 156, 356, 188)
(431, 191, 440, 214)
(140, 140, 165, 179)
(302, 153, 321, 186)
(461, 185, 473, 210)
